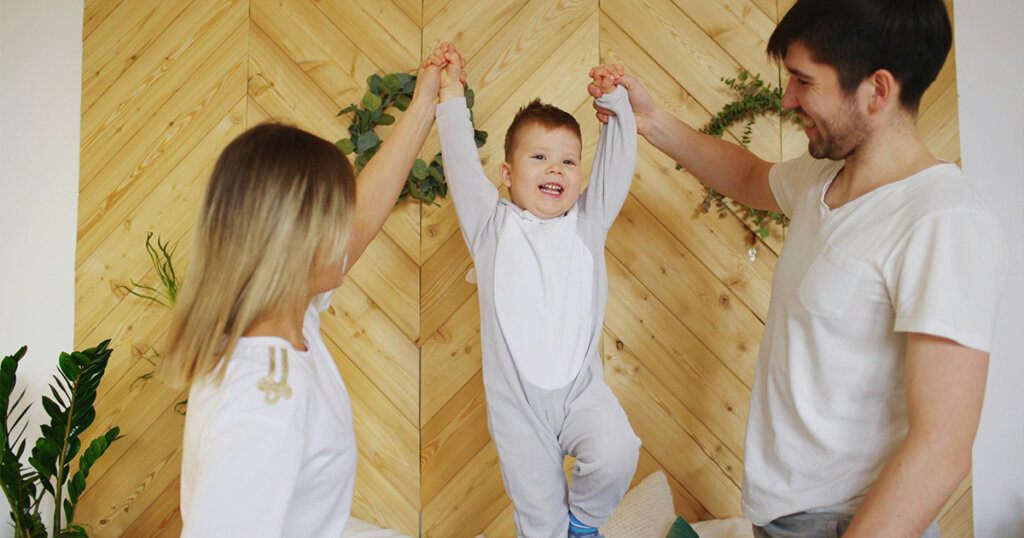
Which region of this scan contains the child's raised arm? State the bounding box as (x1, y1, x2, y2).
(345, 51, 447, 271)
(434, 43, 498, 256)
(579, 65, 638, 229)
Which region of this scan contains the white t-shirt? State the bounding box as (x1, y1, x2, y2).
(741, 154, 1006, 525)
(181, 291, 357, 537)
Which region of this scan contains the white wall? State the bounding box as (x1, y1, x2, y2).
(0, 1, 83, 535)
(0, 0, 1020, 536)
(955, 0, 1024, 536)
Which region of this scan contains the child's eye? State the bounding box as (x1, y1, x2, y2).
(563, 159, 577, 166)
(532, 154, 545, 160)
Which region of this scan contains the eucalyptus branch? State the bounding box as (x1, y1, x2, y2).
(336, 73, 487, 204)
(692, 70, 798, 239)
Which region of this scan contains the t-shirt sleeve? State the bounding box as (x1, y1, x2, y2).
(888, 209, 1007, 351)
(436, 97, 499, 256)
(182, 382, 308, 537)
(578, 85, 638, 228)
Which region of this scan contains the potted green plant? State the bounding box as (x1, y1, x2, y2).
(1, 341, 121, 537)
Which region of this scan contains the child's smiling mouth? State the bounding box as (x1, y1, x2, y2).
(538, 182, 564, 196)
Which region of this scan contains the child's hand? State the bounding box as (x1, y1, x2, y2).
(435, 42, 467, 102)
(412, 50, 445, 106)
(587, 64, 625, 97)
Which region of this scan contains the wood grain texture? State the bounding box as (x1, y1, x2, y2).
(76, 0, 966, 535)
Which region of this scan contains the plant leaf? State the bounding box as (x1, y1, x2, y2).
(362, 91, 382, 111)
(411, 159, 428, 180)
(336, 138, 355, 154)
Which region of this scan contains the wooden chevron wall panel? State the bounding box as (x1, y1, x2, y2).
(74, 0, 966, 536)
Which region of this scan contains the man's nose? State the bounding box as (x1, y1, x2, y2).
(781, 79, 798, 110)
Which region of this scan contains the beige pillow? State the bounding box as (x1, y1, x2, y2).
(601, 471, 676, 538)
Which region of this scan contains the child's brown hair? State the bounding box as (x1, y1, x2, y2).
(504, 99, 581, 161)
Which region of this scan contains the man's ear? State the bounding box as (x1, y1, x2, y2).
(499, 161, 513, 188)
(865, 68, 898, 114)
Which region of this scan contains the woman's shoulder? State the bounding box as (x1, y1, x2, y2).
(191, 339, 317, 427)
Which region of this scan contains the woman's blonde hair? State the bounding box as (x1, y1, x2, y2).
(161, 123, 356, 387)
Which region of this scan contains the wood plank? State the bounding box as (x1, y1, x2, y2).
(603, 331, 744, 517)
(83, 0, 127, 42)
(252, 0, 384, 103)
(82, 1, 195, 114)
(631, 148, 776, 322)
(422, 0, 530, 61)
(939, 485, 973, 538)
(668, 0, 777, 79)
(248, 22, 350, 142)
(606, 257, 750, 458)
(320, 280, 420, 426)
(326, 340, 421, 510)
(351, 446, 421, 536)
(346, 230, 420, 342)
(78, 22, 249, 266)
(76, 98, 245, 343)
(119, 480, 183, 538)
(919, 79, 961, 163)
(81, 1, 246, 178)
(312, 0, 421, 74)
(420, 230, 477, 343)
(601, 0, 748, 115)
(421, 291, 482, 425)
(610, 196, 761, 386)
(421, 370, 492, 505)
(75, 396, 186, 536)
(423, 440, 508, 538)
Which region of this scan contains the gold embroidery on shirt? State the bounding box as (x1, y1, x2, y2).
(257, 348, 292, 404)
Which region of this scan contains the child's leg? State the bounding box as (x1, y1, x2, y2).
(487, 387, 572, 538)
(560, 367, 641, 529)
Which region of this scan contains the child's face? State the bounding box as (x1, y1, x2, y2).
(499, 124, 583, 219)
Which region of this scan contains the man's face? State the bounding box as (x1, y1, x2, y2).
(781, 41, 869, 161)
(500, 123, 583, 219)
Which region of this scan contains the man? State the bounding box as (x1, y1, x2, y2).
(591, 0, 1006, 536)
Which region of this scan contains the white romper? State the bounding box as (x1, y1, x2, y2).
(436, 87, 642, 537)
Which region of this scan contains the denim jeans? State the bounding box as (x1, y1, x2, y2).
(752, 511, 941, 538)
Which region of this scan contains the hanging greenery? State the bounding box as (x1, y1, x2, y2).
(695, 70, 800, 239)
(336, 73, 487, 204)
(119, 233, 186, 414)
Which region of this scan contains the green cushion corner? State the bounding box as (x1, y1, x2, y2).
(665, 516, 699, 538)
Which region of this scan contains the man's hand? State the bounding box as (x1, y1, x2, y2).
(589, 71, 658, 137)
(434, 42, 467, 103)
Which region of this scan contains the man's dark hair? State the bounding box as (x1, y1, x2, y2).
(767, 0, 952, 111)
(504, 99, 581, 162)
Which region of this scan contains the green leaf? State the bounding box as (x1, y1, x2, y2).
(367, 74, 382, 94)
(394, 94, 412, 111)
(411, 159, 429, 180)
(377, 113, 395, 126)
(362, 91, 382, 112)
(336, 104, 357, 117)
(395, 72, 414, 90)
(381, 73, 401, 92)
(356, 132, 381, 154)
(336, 138, 355, 154)
(465, 87, 475, 109)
